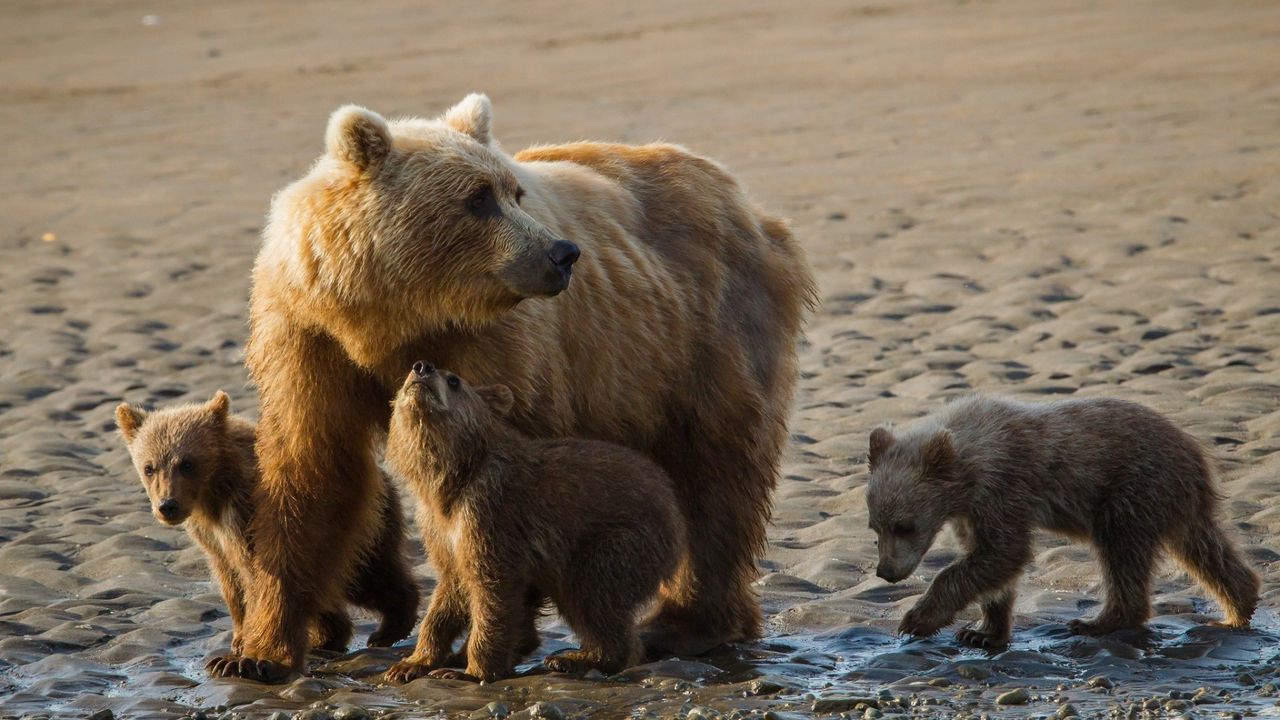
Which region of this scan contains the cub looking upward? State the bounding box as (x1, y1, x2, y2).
(116, 391, 419, 672)
(867, 395, 1258, 649)
(384, 363, 686, 683)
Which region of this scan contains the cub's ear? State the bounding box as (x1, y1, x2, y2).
(476, 384, 514, 417)
(443, 93, 492, 145)
(326, 105, 392, 170)
(923, 428, 958, 477)
(115, 403, 146, 443)
(206, 390, 231, 422)
(868, 426, 895, 470)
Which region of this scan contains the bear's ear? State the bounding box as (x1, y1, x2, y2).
(476, 384, 514, 417)
(326, 105, 392, 170)
(205, 390, 231, 423)
(922, 428, 958, 477)
(868, 426, 895, 470)
(443, 93, 493, 145)
(115, 403, 146, 443)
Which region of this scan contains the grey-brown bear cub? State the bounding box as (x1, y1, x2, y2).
(384, 362, 687, 683)
(866, 395, 1258, 649)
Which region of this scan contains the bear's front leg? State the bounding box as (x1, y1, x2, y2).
(453, 580, 529, 683)
(385, 574, 470, 684)
(900, 525, 1030, 641)
(955, 589, 1016, 649)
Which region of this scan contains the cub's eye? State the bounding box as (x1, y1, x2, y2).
(515, 186, 525, 204)
(178, 459, 194, 473)
(447, 376, 461, 390)
(143, 464, 155, 477)
(466, 186, 496, 217)
(891, 521, 915, 537)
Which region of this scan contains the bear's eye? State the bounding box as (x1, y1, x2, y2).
(891, 521, 915, 537)
(143, 464, 155, 477)
(447, 376, 461, 390)
(515, 186, 525, 205)
(178, 459, 194, 473)
(466, 185, 498, 218)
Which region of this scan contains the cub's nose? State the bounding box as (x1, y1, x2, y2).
(876, 565, 900, 583)
(547, 240, 580, 269)
(413, 361, 436, 376)
(157, 498, 181, 521)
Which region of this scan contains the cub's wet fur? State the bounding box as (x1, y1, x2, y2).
(116, 391, 419, 672)
(866, 395, 1258, 649)
(384, 363, 686, 683)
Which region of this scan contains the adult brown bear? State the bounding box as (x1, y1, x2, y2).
(219, 94, 816, 681)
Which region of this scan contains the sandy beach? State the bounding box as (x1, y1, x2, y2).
(2, 0, 1279, 717)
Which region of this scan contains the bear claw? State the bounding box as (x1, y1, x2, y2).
(206, 655, 291, 683)
(955, 628, 1008, 650)
(385, 660, 436, 684)
(427, 668, 480, 682)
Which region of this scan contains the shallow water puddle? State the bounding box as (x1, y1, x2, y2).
(5, 613, 1280, 719)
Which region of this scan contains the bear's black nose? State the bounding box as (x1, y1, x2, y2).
(157, 498, 180, 520)
(548, 240, 581, 269)
(413, 361, 435, 377)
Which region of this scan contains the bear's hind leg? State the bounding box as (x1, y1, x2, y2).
(1069, 528, 1156, 636)
(310, 609, 353, 652)
(643, 428, 770, 656)
(956, 588, 1015, 650)
(1168, 519, 1259, 628)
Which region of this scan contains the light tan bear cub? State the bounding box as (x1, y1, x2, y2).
(383, 362, 687, 684)
(866, 395, 1258, 649)
(115, 392, 420, 673)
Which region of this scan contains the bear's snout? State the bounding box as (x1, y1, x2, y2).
(547, 240, 581, 270)
(876, 564, 906, 583)
(413, 361, 436, 377)
(157, 498, 182, 523)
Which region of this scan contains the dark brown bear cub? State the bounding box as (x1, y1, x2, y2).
(116, 391, 420, 672)
(384, 363, 686, 683)
(866, 395, 1259, 649)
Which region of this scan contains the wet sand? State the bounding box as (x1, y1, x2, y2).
(3, 0, 1280, 717)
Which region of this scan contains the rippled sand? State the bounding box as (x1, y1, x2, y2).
(3, 0, 1279, 717)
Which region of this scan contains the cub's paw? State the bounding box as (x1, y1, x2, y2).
(544, 651, 598, 674)
(1067, 618, 1108, 636)
(899, 605, 950, 638)
(955, 628, 1009, 650)
(366, 627, 399, 648)
(206, 655, 291, 683)
(427, 668, 481, 682)
(385, 660, 436, 684)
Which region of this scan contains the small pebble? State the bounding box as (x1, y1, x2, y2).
(472, 702, 509, 719)
(1056, 703, 1079, 719)
(41, 232, 57, 243)
(528, 703, 564, 720)
(87, 711, 114, 720)
(1088, 675, 1115, 690)
(333, 707, 369, 720)
(1239, 673, 1256, 686)
(864, 709, 882, 720)
(687, 707, 720, 720)
(995, 688, 1030, 706)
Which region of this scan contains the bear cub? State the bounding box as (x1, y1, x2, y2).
(116, 391, 420, 672)
(867, 395, 1258, 649)
(384, 362, 687, 683)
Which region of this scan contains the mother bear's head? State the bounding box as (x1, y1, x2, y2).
(256, 94, 579, 366)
